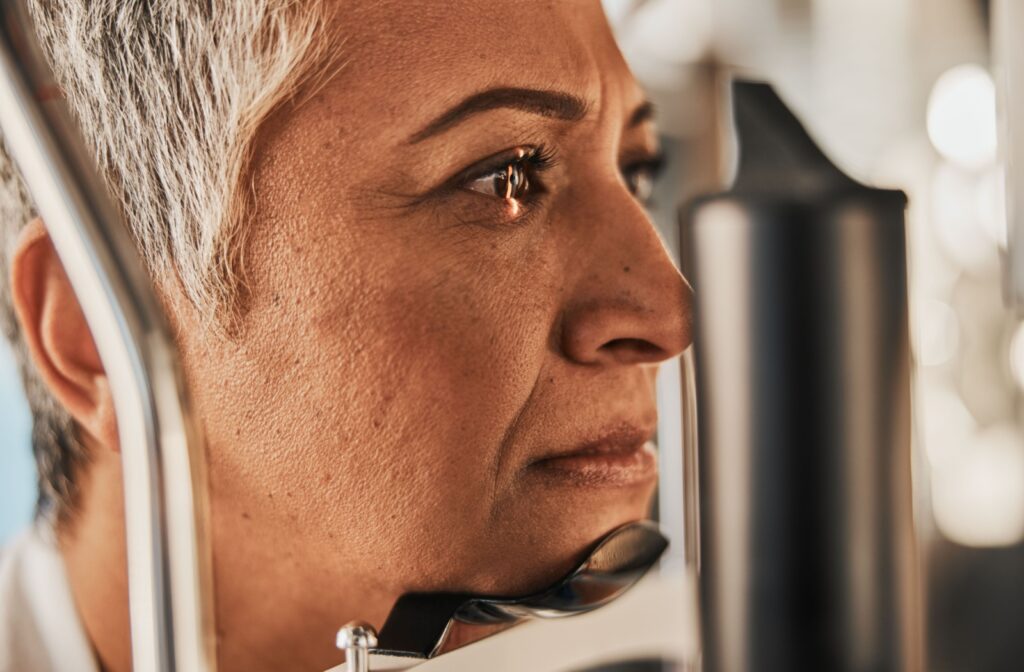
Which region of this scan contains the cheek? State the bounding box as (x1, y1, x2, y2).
(190, 227, 558, 587)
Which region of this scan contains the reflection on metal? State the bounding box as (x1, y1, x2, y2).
(370, 521, 668, 661)
(682, 81, 921, 671)
(571, 658, 686, 672)
(993, 0, 1024, 311)
(0, 2, 215, 671)
(345, 569, 700, 672)
(656, 346, 700, 575)
(679, 347, 700, 573)
(337, 622, 379, 672)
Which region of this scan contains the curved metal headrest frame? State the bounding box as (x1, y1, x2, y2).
(0, 3, 216, 670)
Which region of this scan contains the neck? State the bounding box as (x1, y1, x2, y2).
(210, 508, 398, 671)
(61, 450, 398, 672)
(60, 449, 132, 672)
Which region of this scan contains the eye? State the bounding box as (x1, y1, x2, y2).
(461, 146, 555, 201)
(466, 157, 531, 199)
(622, 153, 665, 205)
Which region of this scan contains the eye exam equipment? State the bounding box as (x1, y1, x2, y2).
(354, 521, 667, 668)
(994, 0, 1024, 312)
(682, 81, 921, 671)
(0, 2, 216, 671)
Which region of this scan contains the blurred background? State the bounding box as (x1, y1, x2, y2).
(1, 0, 1022, 669)
(605, 0, 1023, 670)
(0, 341, 32, 543)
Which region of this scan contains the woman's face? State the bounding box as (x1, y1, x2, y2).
(176, 0, 691, 653)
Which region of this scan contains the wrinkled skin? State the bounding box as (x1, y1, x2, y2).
(13, 1, 692, 670)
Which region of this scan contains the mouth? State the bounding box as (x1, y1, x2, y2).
(528, 425, 659, 488)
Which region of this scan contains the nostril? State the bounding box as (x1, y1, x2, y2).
(602, 338, 666, 363)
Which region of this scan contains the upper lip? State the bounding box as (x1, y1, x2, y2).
(533, 422, 656, 463)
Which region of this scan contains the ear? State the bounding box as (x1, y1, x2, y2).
(9, 218, 118, 451)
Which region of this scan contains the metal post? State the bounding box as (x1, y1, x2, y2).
(683, 81, 922, 671)
(337, 623, 379, 672)
(0, 2, 216, 670)
(993, 0, 1024, 313)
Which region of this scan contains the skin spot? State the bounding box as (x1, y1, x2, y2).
(623, 265, 631, 273)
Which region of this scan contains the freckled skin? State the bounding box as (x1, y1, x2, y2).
(55, 1, 692, 671)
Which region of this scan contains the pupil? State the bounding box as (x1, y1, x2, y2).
(500, 163, 524, 199)
(511, 164, 527, 198)
(489, 161, 529, 200)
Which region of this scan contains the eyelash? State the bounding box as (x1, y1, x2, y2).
(451, 144, 665, 224)
(621, 154, 665, 205)
(459, 145, 558, 204)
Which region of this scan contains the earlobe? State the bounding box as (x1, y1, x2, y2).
(10, 218, 118, 451)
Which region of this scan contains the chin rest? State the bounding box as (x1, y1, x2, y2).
(371, 520, 669, 659)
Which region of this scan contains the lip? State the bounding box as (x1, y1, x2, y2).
(529, 425, 659, 488)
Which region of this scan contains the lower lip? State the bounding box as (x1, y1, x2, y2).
(530, 441, 658, 488)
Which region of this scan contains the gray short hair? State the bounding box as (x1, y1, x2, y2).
(0, 1, 333, 520)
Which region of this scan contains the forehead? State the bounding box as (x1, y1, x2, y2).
(321, 0, 641, 127)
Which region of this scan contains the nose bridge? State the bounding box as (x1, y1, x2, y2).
(558, 174, 693, 366)
(571, 169, 684, 299)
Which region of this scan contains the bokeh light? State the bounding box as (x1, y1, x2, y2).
(1010, 322, 1024, 391)
(927, 64, 998, 170)
(914, 299, 960, 367)
(919, 383, 976, 470)
(930, 163, 999, 273)
(977, 167, 1009, 249)
(932, 424, 1024, 547)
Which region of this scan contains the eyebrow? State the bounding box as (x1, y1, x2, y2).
(408, 87, 590, 144)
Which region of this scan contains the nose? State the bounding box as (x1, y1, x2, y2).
(559, 186, 693, 367)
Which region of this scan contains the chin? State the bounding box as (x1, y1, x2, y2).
(472, 481, 657, 596)
(520, 451, 659, 534)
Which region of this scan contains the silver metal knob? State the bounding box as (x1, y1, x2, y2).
(336, 621, 378, 672)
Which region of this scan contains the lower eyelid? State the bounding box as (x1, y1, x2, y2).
(446, 189, 547, 230)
